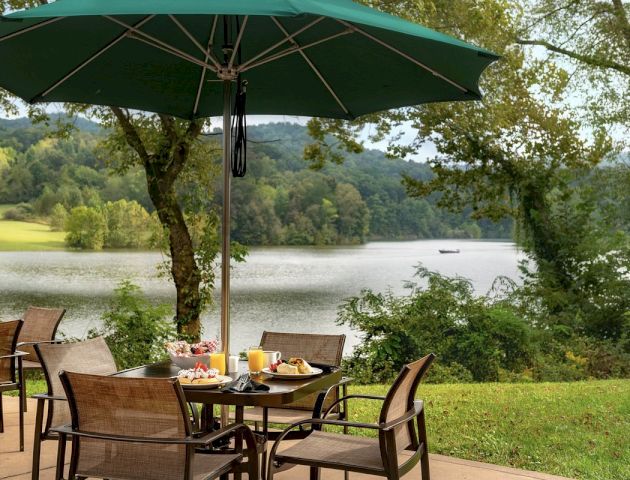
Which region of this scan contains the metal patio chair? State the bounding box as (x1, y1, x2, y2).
(268, 353, 435, 480)
(31, 337, 117, 480)
(53, 371, 258, 480)
(0, 319, 26, 451)
(241, 331, 351, 438)
(17, 306, 66, 370)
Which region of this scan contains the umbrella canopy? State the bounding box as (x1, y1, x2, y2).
(0, 0, 498, 382)
(0, 0, 497, 120)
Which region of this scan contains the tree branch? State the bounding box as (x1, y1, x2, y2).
(516, 38, 630, 76)
(110, 107, 150, 163)
(611, 0, 630, 48)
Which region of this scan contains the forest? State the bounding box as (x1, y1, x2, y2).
(0, 117, 512, 248)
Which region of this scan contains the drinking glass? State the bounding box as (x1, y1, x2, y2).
(248, 345, 264, 374)
(210, 351, 226, 375)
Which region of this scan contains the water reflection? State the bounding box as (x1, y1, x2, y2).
(0, 240, 524, 354)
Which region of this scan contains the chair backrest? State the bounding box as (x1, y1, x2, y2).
(35, 337, 117, 433)
(0, 320, 23, 384)
(379, 354, 435, 455)
(261, 331, 345, 411)
(60, 371, 192, 480)
(18, 306, 66, 362)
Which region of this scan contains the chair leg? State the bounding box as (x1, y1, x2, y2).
(418, 410, 431, 480)
(19, 388, 25, 451)
(309, 467, 320, 480)
(32, 398, 45, 480)
(0, 393, 4, 433)
(56, 434, 67, 480)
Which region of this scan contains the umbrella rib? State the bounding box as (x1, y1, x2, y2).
(193, 16, 220, 116)
(0, 17, 63, 43)
(240, 29, 353, 73)
(168, 14, 221, 70)
(238, 16, 325, 71)
(33, 15, 155, 101)
(336, 19, 469, 93)
(270, 17, 350, 116)
(228, 16, 248, 70)
(104, 15, 217, 73)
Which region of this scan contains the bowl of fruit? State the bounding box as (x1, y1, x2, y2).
(165, 339, 219, 370)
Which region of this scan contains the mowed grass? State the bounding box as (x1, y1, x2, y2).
(5, 378, 628, 480)
(0, 205, 65, 250)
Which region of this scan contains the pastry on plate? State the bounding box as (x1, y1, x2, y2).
(276, 363, 299, 374)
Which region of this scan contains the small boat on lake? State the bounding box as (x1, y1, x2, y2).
(439, 249, 460, 254)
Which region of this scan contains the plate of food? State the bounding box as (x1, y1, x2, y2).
(262, 358, 323, 379)
(176, 362, 232, 389)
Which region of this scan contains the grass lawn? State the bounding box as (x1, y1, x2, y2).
(0, 205, 65, 250)
(5, 378, 628, 480)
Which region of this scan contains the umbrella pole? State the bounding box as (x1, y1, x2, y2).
(220, 79, 232, 428)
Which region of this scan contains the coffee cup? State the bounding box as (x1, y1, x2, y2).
(263, 350, 281, 367)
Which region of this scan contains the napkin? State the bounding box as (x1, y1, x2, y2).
(222, 374, 270, 393)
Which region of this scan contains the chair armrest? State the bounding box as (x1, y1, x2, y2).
(0, 350, 29, 360)
(312, 377, 353, 418)
(16, 340, 61, 347)
(49, 422, 255, 446)
(381, 401, 424, 431)
(32, 393, 67, 402)
(322, 393, 386, 419)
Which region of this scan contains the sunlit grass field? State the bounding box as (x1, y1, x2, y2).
(0, 204, 65, 251)
(7, 378, 628, 480)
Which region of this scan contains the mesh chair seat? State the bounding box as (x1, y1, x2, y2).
(193, 453, 242, 480)
(277, 431, 384, 471)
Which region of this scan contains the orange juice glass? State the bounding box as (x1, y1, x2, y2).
(210, 352, 226, 375)
(248, 346, 264, 374)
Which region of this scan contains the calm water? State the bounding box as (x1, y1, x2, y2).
(0, 240, 523, 354)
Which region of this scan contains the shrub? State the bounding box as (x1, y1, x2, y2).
(339, 266, 535, 383)
(3, 202, 34, 221)
(91, 280, 174, 369)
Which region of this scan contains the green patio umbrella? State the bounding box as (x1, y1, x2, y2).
(0, 0, 498, 368)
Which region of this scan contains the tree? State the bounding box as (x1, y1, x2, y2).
(49, 203, 68, 232)
(65, 206, 107, 250)
(516, 0, 630, 131)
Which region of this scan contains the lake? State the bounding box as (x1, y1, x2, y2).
(0, 239, 524, 355)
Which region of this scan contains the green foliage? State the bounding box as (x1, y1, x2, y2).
(2, 202, 33, 221)
(91, 280, 174, 370)
(49, 203, 67, 231)
(0, 119, 513, 246)
(103, 199, 151, 248)
(64, 205, 106, 250)
(339, 266, 534, 383)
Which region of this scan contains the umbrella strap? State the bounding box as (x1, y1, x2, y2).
(231, 76, 247, 178)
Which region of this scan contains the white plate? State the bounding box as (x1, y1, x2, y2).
(262, 367, 323, 379)
(177, 375, 232, 389)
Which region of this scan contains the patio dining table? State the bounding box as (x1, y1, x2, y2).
(114, 361, 343, 480)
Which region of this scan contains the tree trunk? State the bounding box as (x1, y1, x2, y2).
(145, 160, 202, 339)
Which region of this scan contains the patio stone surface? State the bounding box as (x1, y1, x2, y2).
(1, 396, 574, 480)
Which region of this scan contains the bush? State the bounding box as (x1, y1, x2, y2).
(3, 202, 34, 221)
(91, 280, 175, 369)
(339, 266, 535, 384)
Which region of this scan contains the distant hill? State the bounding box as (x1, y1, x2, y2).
(0, 117, 512, 245)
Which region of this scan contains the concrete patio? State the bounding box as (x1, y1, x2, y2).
(1, 396, 574, 480)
